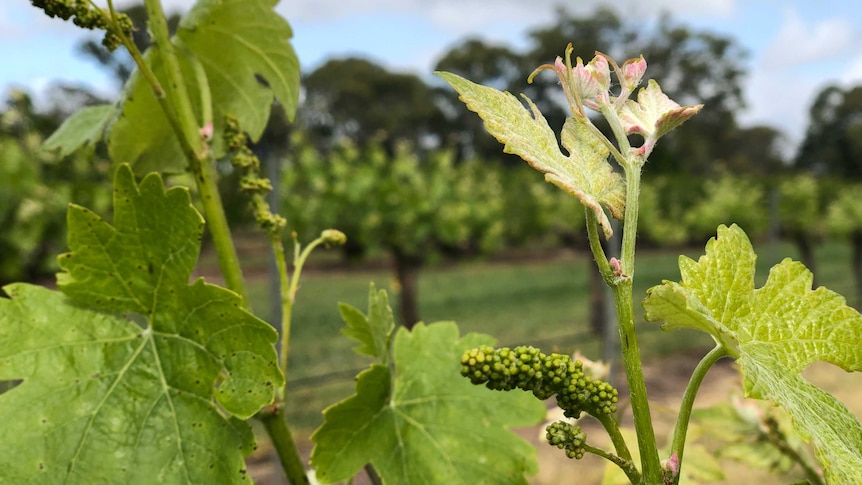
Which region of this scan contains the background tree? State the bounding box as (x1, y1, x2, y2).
(796, 85, 862, 178)
(282, 136, 504, 326)
(777, 174, 825, 281)
(302, 58, 445, 152)
(798, 84, 862, 305)
(827, 184, 862, 307)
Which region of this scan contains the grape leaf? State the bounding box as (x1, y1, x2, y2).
(43, 104, 113, 157)
(311, 321, 545, 485)
(643, 224, 862, 483)
(108, 0, 299, 173)
(338, 284, 394, 360)
(0, 164, 282, 483)
(436, 71, 624, 238)
(618, 80, 702, 143)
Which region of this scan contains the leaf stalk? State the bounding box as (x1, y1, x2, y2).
(668, 345, 728, 484)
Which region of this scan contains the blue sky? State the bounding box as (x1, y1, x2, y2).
(3, 0, 862, 151)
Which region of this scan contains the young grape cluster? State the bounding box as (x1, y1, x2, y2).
(546, 420, 587, 459)
(31, 0, 133, 51)
(224, 114, 286, 234)
(460, 345, 618, 419)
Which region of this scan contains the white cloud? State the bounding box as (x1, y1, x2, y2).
(738, 66, 820, 147)
(842, 54, 862, 87)
(762, 8, 854, 69)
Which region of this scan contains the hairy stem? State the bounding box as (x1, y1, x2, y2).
(611, 282, 661, 483)
(669, 345, 728, 483)
(619, 168, 640, 278)
(141, 0, 247, 301)
(611, 166, 662, 483)
(585, 210, 613, 283)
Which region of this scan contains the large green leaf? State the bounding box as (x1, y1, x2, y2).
(436, 71, 625, 238)
(643, 224, 862, 483)
(0, 164, 282, 483)
(311, 321, 545, 485)
(179, 0, 299, 136)
(108, 0, 299, 173)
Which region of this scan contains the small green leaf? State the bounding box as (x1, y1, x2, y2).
(0, 164, 282, 483)
(436, 71, 625, 238)
(619, 80, 702, 142)
(311, 321, 545, 485)
(644, 224, 862, 483)
(43, 104, 113, 157)
(109, 0, 299, 173)
(339, 284, 395, 360)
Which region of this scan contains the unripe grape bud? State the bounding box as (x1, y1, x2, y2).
(320, 229, 347, 246)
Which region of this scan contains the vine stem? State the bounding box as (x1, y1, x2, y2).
(587, 164, 662, 483)
(136, 0, 247, 302)
(583, 443, 641, 485)
(669, 345, 728, 483)
(278, 233, 329, 387)
(258, 406, 310, 485)
(263, 232, 332, 484)
(596, 413, 633, 462)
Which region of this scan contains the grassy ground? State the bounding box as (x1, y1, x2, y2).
(231, 237, 857, 435)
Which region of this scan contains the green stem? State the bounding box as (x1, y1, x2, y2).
(669, 345, 728, 484)
(611, 282, 661, 483)
(270, 233, 292, 399)
(596, 413, 633, 463)
(619, 167, 640, 277)
(278, 233, 329, 393)
(196, 156, 248, 300)
(612, 165, 662, 483)
(258, 406, 310, 485)
(141, 0, 247, 301)
(582, 444, 641, 484)
(585, 210, 613, 284)
(143, 0, 201, 151)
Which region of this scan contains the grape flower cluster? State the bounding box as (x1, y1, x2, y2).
(460, 345, 618, 419)
(31, 0, 133, 51)
(224, 114, 286, 234)
(546, 420, 586, 459)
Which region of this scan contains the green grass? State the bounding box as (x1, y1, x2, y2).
(240, 238, 857, 434)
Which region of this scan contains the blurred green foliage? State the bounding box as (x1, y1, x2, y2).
(0, 90, 110, 285)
